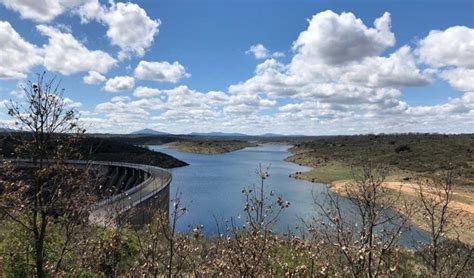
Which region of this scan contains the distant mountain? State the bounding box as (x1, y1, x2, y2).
(189, 132, 249, 137)
(130, 128, 170, 135)
(260, 133, 286, 137)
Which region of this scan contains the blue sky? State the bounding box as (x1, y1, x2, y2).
(0, 0, 473, 134)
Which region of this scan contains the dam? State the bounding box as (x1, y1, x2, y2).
(3, 159, 172, 226)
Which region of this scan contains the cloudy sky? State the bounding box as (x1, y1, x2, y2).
(0, 0, 473, 135)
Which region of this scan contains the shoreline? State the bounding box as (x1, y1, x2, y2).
(165, 140, 259, 154)
(285, 146, 474, 245)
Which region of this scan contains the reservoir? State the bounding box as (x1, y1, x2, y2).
(151, 144, 427, 244)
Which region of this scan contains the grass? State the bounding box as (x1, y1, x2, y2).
(287, 133, 474, 185)
(289, 161, 355, 183)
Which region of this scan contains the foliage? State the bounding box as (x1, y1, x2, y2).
(289, 133, 474, 184)
(0, 135, 188, 169)
(0, 73, 96, 277)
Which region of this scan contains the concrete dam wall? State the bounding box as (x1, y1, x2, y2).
(3, 159, 172, 227)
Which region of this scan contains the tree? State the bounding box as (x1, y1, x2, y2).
(212, 164, 290, 276)
(0, 72, 96, 277)
(415, 166, 473, 277)
(311, 161, 411, 277)
(131, 192, 189, 277)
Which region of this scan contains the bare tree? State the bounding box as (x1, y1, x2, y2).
(132, 191, 188, 277)
(212, 164, 290, 276)
(0, 72, 96, 277)
(415, 166, 473, 277)
(311, 161, 410, 277)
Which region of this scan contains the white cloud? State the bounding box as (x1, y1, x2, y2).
(78, 0, 160, 59)
(134, 61, 190, 83)
(0, 21, 43, 79)
(415, 26, 474, 95)
(83, 71, 106, 84)
(133, 86, 161, 98)
(110, 96, 130, 102)
(64, 97, 82, 108)
(440, 68, 474, 92)
(246, 44, 285, 59)
(37, 25, 116, 75)
(103, 76, 135, 92)
(342, 46, 431, 88)
(1, 6, 469, 135)
(0, 0, 87, 22)
(223, 11, 474, 134)
(417, 26, 474, 69)
(230, 11, 429, 106)
(292, 11, 394, 65)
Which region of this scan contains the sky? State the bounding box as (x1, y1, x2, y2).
(0, 0, 473, 135)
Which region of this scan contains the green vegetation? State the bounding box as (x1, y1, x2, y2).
(0, 135, 188, 168)
(289, 160, 357, 183)
(287, 133, 474, 185)
(87, 133, 259, 154)
(287, 133, 474, 246)
(1, 166, 472, 277)
(168, 140, 258, 154)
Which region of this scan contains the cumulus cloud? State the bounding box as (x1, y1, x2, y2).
(37, 25, 116, 75)
(103, 76, 135, 92)
(417, 26, 474, 69)
(94, 94, 166, 131)
(93, 83, 280, 133)
(224, 10, 474, 134)
(292, 11, 395, 65)
(246, 44, 285, 59)
(440, 68, 474, 92)
(2, 5, 468, 135)
(0, 21, 43, 79)
(134, 61, 190, 83)
(133, 86, 161, 98)
(0, 0, 87, 22)
(78, 0, 160, 59)
(83, 71, 106, 84)
(231, 10, 430, 103)
(415, 26, 474, 96)
(342, 46, 431, 88)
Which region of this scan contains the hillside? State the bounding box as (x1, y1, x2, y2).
(288, 133, 474, 184)
(168, 140, 258, 154)
(130, 128, 171, 136)
(0, 134, 188, 169)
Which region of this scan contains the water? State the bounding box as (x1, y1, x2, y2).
(151, 144, 428, 245)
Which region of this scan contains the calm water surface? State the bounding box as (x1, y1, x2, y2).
(151, 144, 427, 244)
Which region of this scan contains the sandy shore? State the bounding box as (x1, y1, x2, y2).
(330, 180, 474, 214)
(329, 180, 474, 244)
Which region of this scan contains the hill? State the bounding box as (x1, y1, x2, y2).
(130, 128, 170, 136)
(189, 132, 248, 137)
(287, 133, 474, 184)
(0, 134, 188, 169)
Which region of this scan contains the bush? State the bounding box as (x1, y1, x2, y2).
(395, 144, 411, 153)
